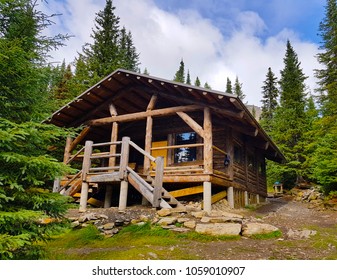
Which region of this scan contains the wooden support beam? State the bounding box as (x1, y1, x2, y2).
(176, 111, 205, 138)
(69, 126, 91, 152)
(154, 91, 244, 119)
(169, 185, 203, 198)
(87, 104, 203, 126)
(203, 107, 213, 174)
(152, 156, 164, 208)
(63, 136, 72, 164)
(144, 94, 157, 175)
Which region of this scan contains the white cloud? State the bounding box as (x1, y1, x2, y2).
(44, 0, 321, 106)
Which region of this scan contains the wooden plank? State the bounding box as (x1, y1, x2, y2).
(87, 104, 203, 126)
(169, 185, 203, 198)
(176, 111, 205, 138)
(87, 173, 121, 183)
(87, 197, 104, 207)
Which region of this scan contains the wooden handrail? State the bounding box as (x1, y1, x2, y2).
(129, 140, 156, 162)
(66, 146, 85, 164)
(59, 170, 82, 192)
(212, 145, 227, 155)
(92, 141, 121, 147)
(150, 143, 204, 151)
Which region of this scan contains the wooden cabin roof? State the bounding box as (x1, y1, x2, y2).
(45, 69, 285, 163)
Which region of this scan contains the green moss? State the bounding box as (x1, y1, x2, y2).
(250, 230, 282, 239)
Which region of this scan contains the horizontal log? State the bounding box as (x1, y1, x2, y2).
(87, 104, 203, 126)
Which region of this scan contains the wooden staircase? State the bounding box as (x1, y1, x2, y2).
(56, 137, 182, 210)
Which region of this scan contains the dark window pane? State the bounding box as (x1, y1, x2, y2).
(174, 132, 197, 163)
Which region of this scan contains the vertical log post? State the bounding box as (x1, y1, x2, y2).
(119, 137, 130, 180)
(63, 136, 73, 164)
(152, 156, 164, 208)
(227, 186, 234, 209)
(203, 107, 213, 174)
(118, 180, 128, 211)
(244, 191, 249, 206)
(143, 95, 157, 176)
(203, 181, 212, 213)
(105, 104, 119, 208)
(79, 140, 93, 212)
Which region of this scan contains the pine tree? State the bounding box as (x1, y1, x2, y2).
(270, 40, 308, 187)
(260, 67, 279, 132)
(173, 59, 185, 83)
(234, 76, 245, 100)
(143, 68, 150, 75)
(186, 70, 191, 85)
(118, 27, 140, 72)
(204, 82, 212, 89)
(194, 76, 201, 87)
(315, 0, 337, 116)
(226, 77, 233, 93)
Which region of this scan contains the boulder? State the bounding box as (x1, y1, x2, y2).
(242, 223, 279, 237)
(191, 211, 207, 218)
(195, 223, 241, 236)
(102, 222, 115, 230)
(157, 217, 177, 226)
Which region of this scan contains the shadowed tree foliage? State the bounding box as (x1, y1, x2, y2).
(173, 59, 185, 83)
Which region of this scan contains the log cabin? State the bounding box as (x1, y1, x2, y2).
(46, 69, 285, 212)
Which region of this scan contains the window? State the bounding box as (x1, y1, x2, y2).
(248, 153, 256, 171)
(174, 132, 197, 163)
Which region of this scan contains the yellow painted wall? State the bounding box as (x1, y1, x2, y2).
(151, 141, 168, 167)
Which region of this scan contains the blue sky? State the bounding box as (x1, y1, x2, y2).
(44, 0, 326, 106)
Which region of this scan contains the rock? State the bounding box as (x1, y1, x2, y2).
(139, 215, 150, 222)
(104, 228, 119, 236)
(148, 252, 158, 259)
(177, 218, 190, 223)
(71, 220, 80, 228)
(102, 222, 115, 230)
(242, 223, 279, 237)
(157, 208, 172, 217)
(221, 211, 244, 219)
(195, 223, 241, 236)
(184, 220, 196, 229)
(287, 229, 317, 239)
(200, 216, 242, 224)
(99, 214, 109, 220)
(191, 211, 206, 218)
(78, 212, 97, 223)
(114, 220, 124, 227)
(170, 227, 190, 233)
(157, 217, 177, 226)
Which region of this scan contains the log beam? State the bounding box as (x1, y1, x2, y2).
(176, 111, 205, 138)
(86, 104, 203, 126)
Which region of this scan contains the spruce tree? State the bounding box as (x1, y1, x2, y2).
(186, 70, 191, 85)
(173, 59, 185, 83)
(270, 40, 308, 187)
(194, 76, 201, 87)
(226, 77, 233, 93)
(204, 82, 212, 89)
(234, 76, 245, 100)
(315, 0, 337, 116)
(311, 0, 337, 193)
(260, 67, 279, 132)
(81, 0, 140, 82)
(0, 0, 72, 259)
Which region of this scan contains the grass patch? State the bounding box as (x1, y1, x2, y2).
(250, 230, 282, 240)
(43, 222, 242, 260)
